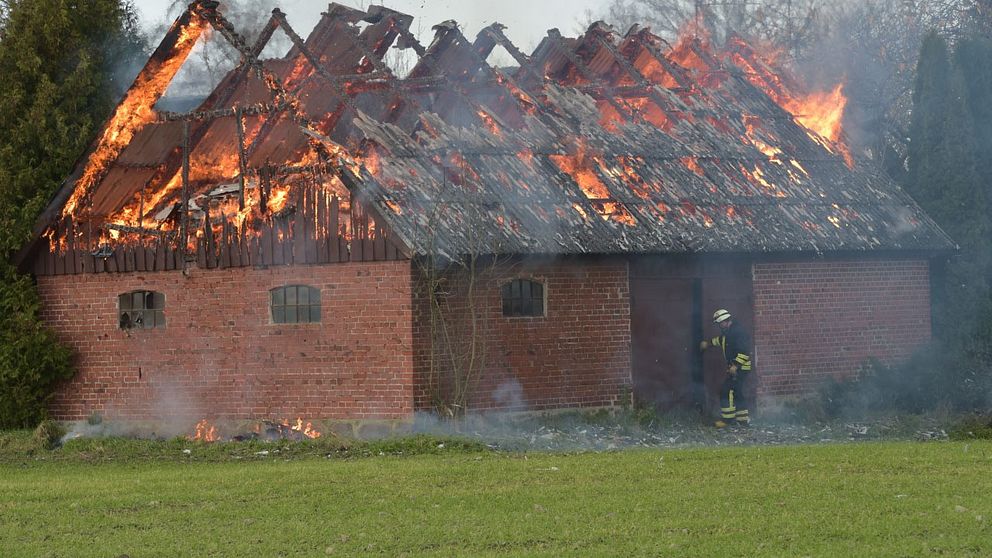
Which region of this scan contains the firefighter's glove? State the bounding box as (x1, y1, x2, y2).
(728, 364, 738, 376)
(699, 340, 709, 351)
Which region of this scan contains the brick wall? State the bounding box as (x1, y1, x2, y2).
(37, 261, 414, 421)
(753, 259, 931, 397)
(413, 257, 632, 412)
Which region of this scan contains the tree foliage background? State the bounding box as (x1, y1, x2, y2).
(901, 32, 992, 409)
(0, 0, 145, 428)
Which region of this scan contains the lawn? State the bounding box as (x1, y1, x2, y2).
(1, 440, 990, 557)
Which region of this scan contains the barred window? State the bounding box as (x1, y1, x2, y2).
(118, 291, 165, 330)
(501, 279, 545, 317)
(270, 285, 321, 324)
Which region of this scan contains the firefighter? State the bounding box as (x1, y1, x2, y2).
(699, 308, 753, 427)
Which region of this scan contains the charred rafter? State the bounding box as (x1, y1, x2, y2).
(629, 32, 694, 90)
(465, 26, 550, 115)
(203, 7, 340, 163)
(399, 23, 512, 135)
(544, 29, 633, 124)
(481, 24, 544, 87)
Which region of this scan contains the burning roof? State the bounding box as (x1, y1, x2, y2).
(30, 1, 952, 265)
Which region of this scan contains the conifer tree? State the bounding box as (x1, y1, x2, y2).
(0, 0, 145, 428)
(904, 31, 992, 407)
(906, 33, 951, 212)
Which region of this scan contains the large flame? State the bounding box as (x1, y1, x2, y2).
(63, 13, 209, 217)
(722, 37, 852, 166)
(782, 83, 848, 147)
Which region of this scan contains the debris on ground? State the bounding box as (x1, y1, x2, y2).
(416, 413, 952, 452)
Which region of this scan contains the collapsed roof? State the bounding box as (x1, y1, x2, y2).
(32, 1, 954, 263)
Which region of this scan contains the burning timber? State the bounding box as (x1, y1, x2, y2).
(189, 418, 323, 443)
(19, 1, 952, 276)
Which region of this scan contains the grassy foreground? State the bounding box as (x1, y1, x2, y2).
(1, 440, 990, 557)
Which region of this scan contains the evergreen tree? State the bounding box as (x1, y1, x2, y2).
(954, 37, 992, 224)
(902, 31, 992, 409)
(0, 0, 145, 428)
(905, 33, 951, 212)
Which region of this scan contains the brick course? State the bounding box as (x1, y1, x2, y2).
(38, 261, 414, 421)
(753, 259, 931, 397)
(37, 255, 931, 420)
(413, 258, 632, 412)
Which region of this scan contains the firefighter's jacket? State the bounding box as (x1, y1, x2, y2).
(710, 323, 752, 372)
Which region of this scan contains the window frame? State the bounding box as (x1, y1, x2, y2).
(269, 284, 322, 325)
(118, 290, 166, 330)
(500, 278, 546, 318)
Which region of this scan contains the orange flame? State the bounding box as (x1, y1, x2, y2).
(360, 144, 382, 176)
(190, 419, 219, 442)
(63, 13, 209, 217)
(477, 109, 502, 136)
(783, 84, 847, 144)
(268, 186, 290, 214)
(550, 142, 636, 226)
(549, 149, 611, 200)
(723, 37, 852, 167)
(681, 156, 705, 177)
(287, 417, 322, 439)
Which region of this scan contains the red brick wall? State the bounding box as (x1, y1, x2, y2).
(413, 258, 632, 412)
(753, 259, 931, 397)
(37, 261, 414, 421)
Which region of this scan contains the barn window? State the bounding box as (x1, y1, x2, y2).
(501, 279, 545, 317)
(118, 291, 165, 330)
(270, 285, 321, 324)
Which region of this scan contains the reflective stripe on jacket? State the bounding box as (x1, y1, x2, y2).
(710, 322, 752, 371)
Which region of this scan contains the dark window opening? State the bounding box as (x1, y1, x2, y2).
(271, 285, 321, 324)
(502, 279, 545, 317)
(118, 291, 165, 330)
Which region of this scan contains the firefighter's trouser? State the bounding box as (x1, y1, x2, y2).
(719, 371, 751, 423)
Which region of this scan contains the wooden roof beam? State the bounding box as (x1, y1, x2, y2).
(480, 24, 544, 85)
(630, 32, 695, 90)
(544, 29, 633, 123)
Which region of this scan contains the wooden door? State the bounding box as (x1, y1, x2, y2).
(630, 278, 698, 411)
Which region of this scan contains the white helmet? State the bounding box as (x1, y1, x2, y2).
(712, 309, 732, 323)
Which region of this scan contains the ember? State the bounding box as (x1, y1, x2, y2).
(245, 418, 323, 441)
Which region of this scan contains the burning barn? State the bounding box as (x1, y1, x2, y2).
(19, 1, 952, 423)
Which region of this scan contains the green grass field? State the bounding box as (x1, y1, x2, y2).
(1, 439, 990, 557)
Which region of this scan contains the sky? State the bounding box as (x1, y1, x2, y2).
(131, 0, 610, 54)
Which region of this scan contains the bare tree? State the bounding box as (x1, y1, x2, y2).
(416, 193, 505, 417)
(591, 0, 822, 54)
(405, 142, 516, 418)
(157, 0, 291, 96)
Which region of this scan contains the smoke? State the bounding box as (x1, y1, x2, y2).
(491, 378, 525, 409)
(885, 206, 921, 237)
(153, 0, 292, 103)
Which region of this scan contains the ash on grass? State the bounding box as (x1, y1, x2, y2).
(412, 408, 952, 452)
(8, 409, 962, 465)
